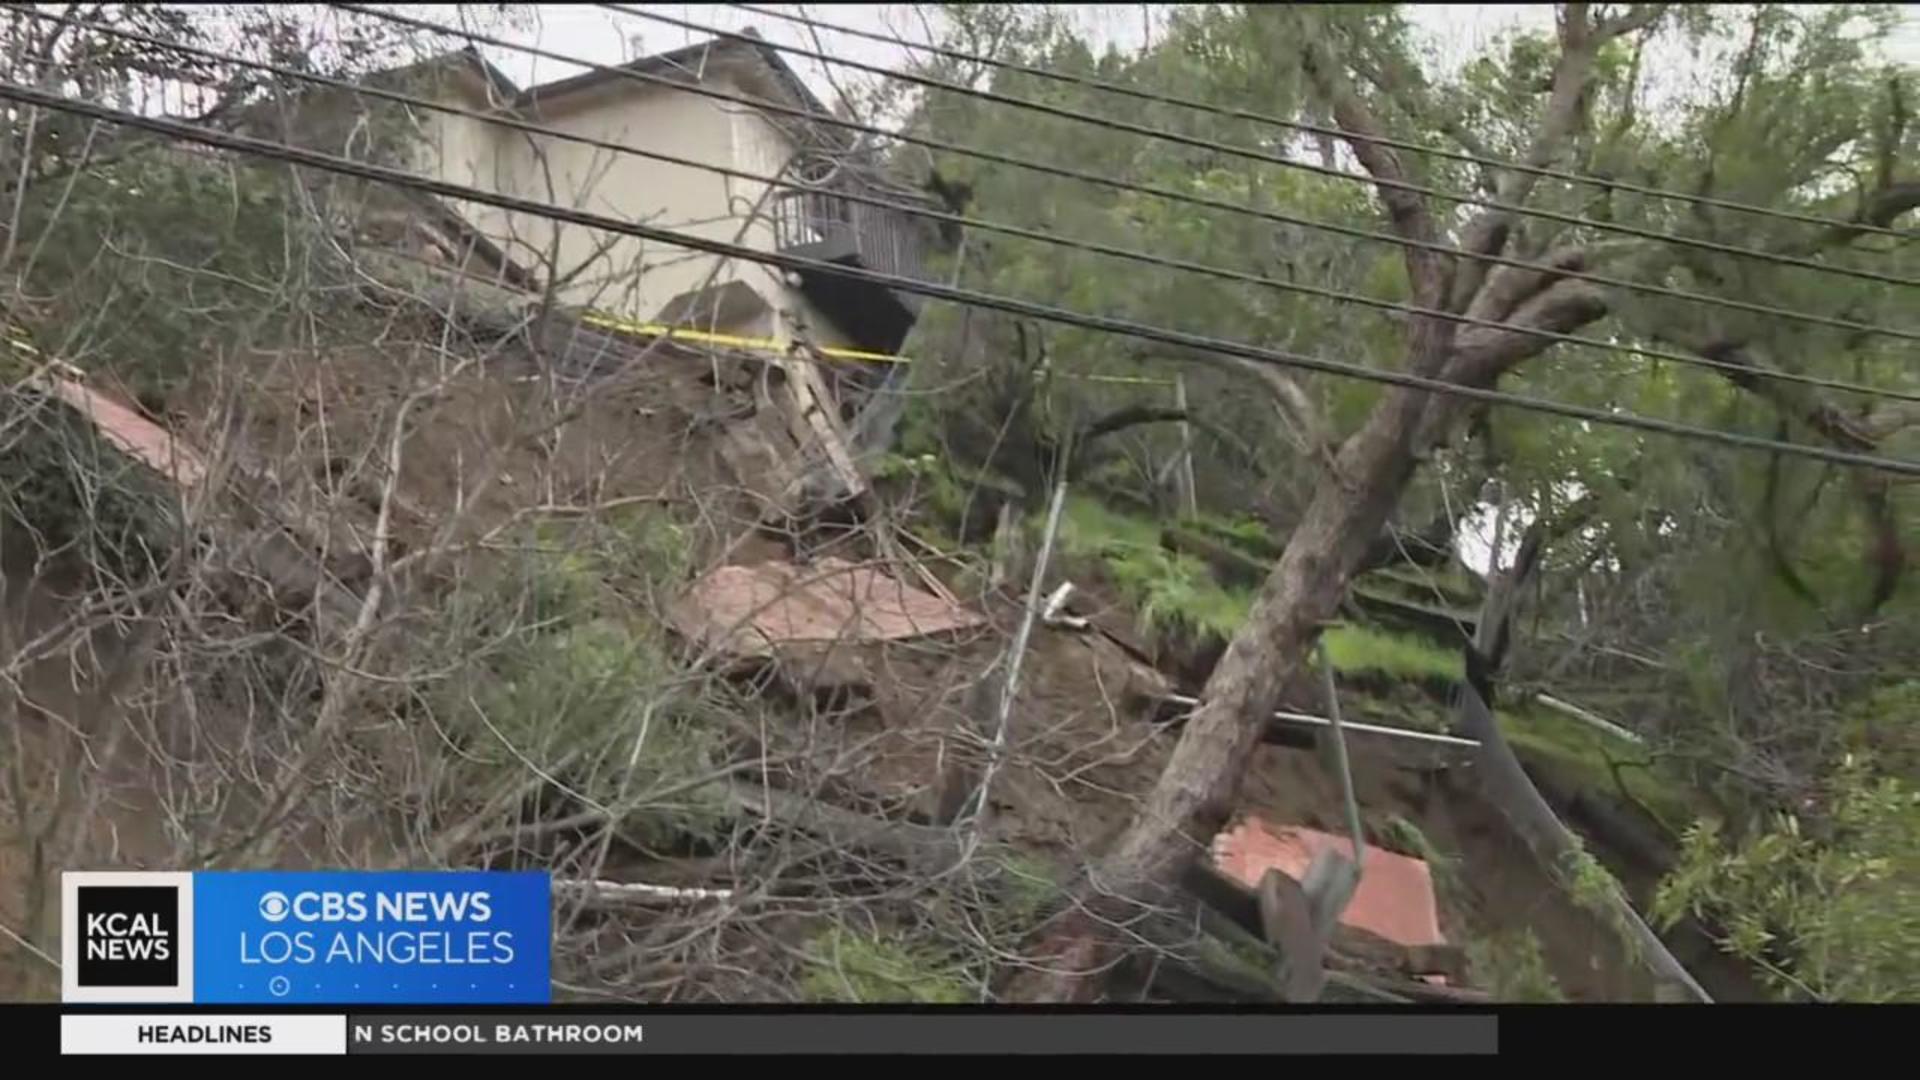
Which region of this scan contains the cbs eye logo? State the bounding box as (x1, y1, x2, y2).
(258, 891, 291, 922)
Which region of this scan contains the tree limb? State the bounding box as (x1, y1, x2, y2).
(1595, 4, 1669, 43)
(1826, 180, 1920, 244)
(1347, 49, 1501, 195)
(1643, 324, 1909, 615)
(1296, 20, 1453, 316)
(1449, 5, 1664, 311)
(1445, 277, 1613, 389)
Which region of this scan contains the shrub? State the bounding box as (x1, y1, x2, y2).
(1466, 929, 1566, 1002)
(1653, 754, 1920, 1001)
(799, 926, 973, 1003)
(432, 514, 725, 849)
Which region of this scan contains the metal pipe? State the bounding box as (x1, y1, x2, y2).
(1319, 640, 1366, 866)
(1161, 694, 1482, 750)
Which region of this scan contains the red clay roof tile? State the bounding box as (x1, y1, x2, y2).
(1211, 813, 1445, 950)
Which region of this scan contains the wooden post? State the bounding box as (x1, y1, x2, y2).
(1173, 374, 1198, 519)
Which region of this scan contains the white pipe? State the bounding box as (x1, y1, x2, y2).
(555, 879, 734, 902)
(1533, 692, 1646, 745)
(1041, 580, 1087, 628)
(1162, 693, 1481, 749)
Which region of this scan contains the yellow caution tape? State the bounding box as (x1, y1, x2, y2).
(5, 312, 1176, 391)
(577, 309, 1173, 387)
(579, 311, 907, 365)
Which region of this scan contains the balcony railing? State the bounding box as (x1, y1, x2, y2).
(769, 178, 932, 287)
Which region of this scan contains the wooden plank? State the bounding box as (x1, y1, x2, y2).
(778, 351, 868, 503)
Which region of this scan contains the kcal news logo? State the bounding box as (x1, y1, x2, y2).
(62, 870, 550, 1005)
(64, 872, 195, 1003)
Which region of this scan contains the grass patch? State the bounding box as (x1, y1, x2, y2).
(1189, 512, 1281, 556)
(988, 849, 1069, 930)
(1055, 494, 1254, 642)
(1375, 813, 1467, 913)
(1057, 492, 1163, 555)
(1363, 564, 1481, 607)
(1320, 624, 1464, 684)
(1351, 693, 1453, 734)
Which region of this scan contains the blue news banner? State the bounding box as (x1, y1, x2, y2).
(195, 871, 550, 1004)
(62, 869, 1500, 1055)
(90, 870, 554, 1005)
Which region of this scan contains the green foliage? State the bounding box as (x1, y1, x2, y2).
(436, 513, 722, 848)
(1057, 492, 1161, 553)
(1559, 842, 1643, 965)
(0, 391, 180, 580)
(593, 509, 692, 603)
(1838, 681, 1920, 778)
(987, 849, 1069, 930)
(1108, 548, 1252, 642)
(1320, 624, 1464, 683)
(799, 926, 973, 1004)
(1189, 512, 1279, 552)
(1654, 754, 1920, 1001)
(1498, 706, 1698, 833)
(1466, 930, 1567, 1003)
(1055, 493, 1254, 642)
(15, 150, 338, 404)
(1376, 814, 1464, 904)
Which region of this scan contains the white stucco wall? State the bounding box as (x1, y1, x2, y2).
(403, 61, 863, 351)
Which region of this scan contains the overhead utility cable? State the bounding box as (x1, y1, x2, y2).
(730, 1, 1919, 242)
(327, 3, 1920, 345)
(21, 7, 1917, 404)
(5, 79, 1917, 479)
(611, 3, 1920, 290)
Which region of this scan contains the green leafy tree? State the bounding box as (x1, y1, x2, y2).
(874, 3, 1918, 1001)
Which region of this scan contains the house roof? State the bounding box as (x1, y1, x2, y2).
(412, 30, 838, 139)
(514, 29, 831, 119)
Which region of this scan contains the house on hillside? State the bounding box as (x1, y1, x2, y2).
(373, 31, 935, 359)
(230, 29, 934, 510)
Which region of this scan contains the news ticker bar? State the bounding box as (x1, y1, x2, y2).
(61, 1013, 1499, 1054)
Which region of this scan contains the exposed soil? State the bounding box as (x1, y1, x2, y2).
(0, 309, 1767, 1003)
(735, 571, 1764, 1002)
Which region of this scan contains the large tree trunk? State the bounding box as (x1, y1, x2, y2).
(1002, 397, 1435, 1000)
(1102, 388, 1438, 890)
(1001, 4, 1655, 1003)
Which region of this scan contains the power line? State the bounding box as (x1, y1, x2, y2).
(731, 1, 1920, 244)
(327, 3, 1920, 345)
(21, 6, 1916, 407)
(611, 3, 1920, 292)
(6, 78, 1917, 480)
